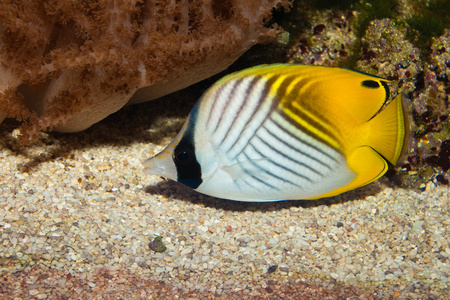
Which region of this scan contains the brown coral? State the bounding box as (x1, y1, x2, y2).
(0, 0, 291, 142)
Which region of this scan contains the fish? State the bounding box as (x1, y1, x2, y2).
(144, 64, 408, 202)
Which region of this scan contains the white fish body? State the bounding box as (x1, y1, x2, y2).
(144, 64, 407, 202)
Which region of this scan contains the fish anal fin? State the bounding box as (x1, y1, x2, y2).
(316, 146, 387, 199)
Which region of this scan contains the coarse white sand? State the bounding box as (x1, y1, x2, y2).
(0, 94, 448, 299)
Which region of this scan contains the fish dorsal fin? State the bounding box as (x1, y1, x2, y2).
(310, 68, 391, 123)
(237, 65, 391, 123)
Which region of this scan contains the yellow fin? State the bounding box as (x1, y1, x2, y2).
(316, 146, 387, 199)
(366, 94, 406, 165)
(312, 70, 391, 123)
(219, 65, 392, 124)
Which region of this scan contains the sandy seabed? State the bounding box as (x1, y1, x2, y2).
(0, 95, 448, 299)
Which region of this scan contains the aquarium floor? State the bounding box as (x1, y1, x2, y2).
(0, 101, 448, 299)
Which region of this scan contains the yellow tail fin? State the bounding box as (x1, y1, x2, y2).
(366, 95, 407, 165)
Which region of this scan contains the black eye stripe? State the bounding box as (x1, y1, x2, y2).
(361, 80, 380, 88)
(173, 133, 202, 189)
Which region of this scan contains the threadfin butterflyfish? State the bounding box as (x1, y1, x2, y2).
(144, 64, 408, 202)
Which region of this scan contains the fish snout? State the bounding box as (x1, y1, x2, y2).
(143, 151, 177, 181)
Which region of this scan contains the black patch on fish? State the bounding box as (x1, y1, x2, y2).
(173, 104, 203, 189)
(361, 80, 380, 88)
(381, 81, 390, 103)
(363, 79, 391, 116)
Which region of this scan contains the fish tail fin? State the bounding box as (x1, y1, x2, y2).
(366, 94, 409, 166)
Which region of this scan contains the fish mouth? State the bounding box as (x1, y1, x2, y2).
(143, 151, 177, 181)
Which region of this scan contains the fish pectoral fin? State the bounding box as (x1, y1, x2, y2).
(317, 146, 388, 199)
(221, 158, 270, 181)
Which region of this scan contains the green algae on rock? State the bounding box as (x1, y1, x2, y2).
(288, 10, 358, 67)
(356, 19, 422, 95)
(405, 29, 450, 187)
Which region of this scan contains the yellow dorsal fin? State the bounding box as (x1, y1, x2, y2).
(244, 65, 392, 123)
(312, 70, 391, 123)
(365, 94, 407, 165)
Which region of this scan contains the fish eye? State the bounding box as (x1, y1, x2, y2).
(177, 151, 189, 161)
(174, 149, 194, 163)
